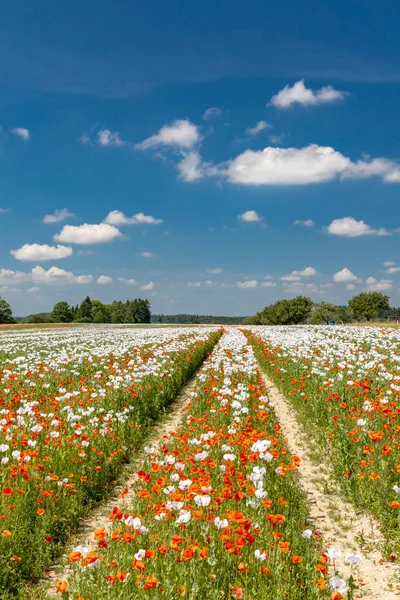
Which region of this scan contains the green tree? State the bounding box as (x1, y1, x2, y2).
(92, 300, 112, 323)
(243, 313, 262, 325)
(23, 313, 51, 324)
(50, 301, 73, 323)
(348, 292, 390, 321)
(77, 296, 93, 322)
(110, 300, 125, 323)
(310, 302, 339, 324)
(260, 296, 313, 325)
(136, 298, 151, 323)
(0, 297, 14, 324)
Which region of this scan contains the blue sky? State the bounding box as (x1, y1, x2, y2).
(1, 0, 400, 316)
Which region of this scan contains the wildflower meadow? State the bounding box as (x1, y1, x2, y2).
(0, 325, 399, 599)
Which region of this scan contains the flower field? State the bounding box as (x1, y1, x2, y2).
(2, 325, 399, 599)
(65, 330, 331, 600)
(0, 326, 222, 596)
(245, 325, 400, 558)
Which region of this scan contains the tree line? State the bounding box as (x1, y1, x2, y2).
(0, 291, 395, 325)
(8, 297, 151, 324)
(244, 292, 390, 325)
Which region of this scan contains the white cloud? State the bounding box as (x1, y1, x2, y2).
(31, 266, 93, 285)
(177, 151, 204, 182)
(54, 223, 121, 244)
(227, 144, 350, 185)
(28, 287, 40, 293)
(0, 208, 11, 214)
(141, 282, 155, 291)
(280, 267, 317, 281)
(188, 281, 202, 287)
(204, 280, 213, 287)
(237, 280, 258, 288)
(333, 268, 360, 283)
(43, 209, 75, 224)
(11, 127, 30, 141)
(384, 261, 395, 267)
(296, 267, 317, 277)
(386, 266, 400, 274)
(224, 144, 400, 186)
(293, 219, 315, 227)
(203, 107, 221, 120)
(207, 268, 222, 274)
(269, 133, 286, 144)
(327, 217, 390, 237)
(11, 244, 73, 262)
(138, 252, 153, 258)
(0, 269, 31, 284)
(118, 277, 137, 285)
(80, 133, 90, 144)
(261, 281, 277, 288)
(280, 273, 301, 282)
(104, 210, 163, 226)
(366, 277, 392, 292)
(238, 210, 263, 223)
(97, 129, 124, 146)
(268, 80, 346, 109)
(346, 284, 356, 291)
(96, 275, 113, 285)
(136, 119, 201, 150)
(283, 281, 324, 294)
(245, 121, 270, 136)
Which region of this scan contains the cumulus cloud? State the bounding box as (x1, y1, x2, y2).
(0, 269, 31, 284)
(224, 144, 400, 186)
(136, 119, 201, 150)
(293, 219, 315, 227)
(280, 267, 317, 281)
(203, 107, 221, 120)
(261, 281, 277, 288)
(384, 261, 395, 267)
(346, 284, 356, 291)
(31, 266, 93, 285)
(11, 127, 30, 141)
(245, 121, 270, 136)
(10, 243, 73, 262)
(141, 281, 155, 291)
(386, 266, 400, 274)
(104, 210, 163, 226)
(96, 275, 113, 285)
(366, 277, 392, 292)
(176, 151, 205, 182)
(207, 268, 222, 274)
(118, 277, 136, 285)
(237, 280, 258, 288)
(227, 144, 350, 185)
(43, 208, 75, 224)
(238, 210, 263, 223)
(327, 217, 390, 237)
(54, 223, 121, 244)
(333, 268, 360, 283)
(268, 80, 347, 109)
(138, 252, 153, 258)
(97, 129, 124, 146)
(28, 287, 40, 293)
